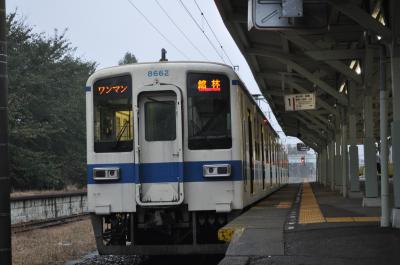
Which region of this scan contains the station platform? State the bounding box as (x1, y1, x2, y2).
(218, 183, 400, 265)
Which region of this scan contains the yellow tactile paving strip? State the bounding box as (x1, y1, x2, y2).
(351, 216, 381, 222)
(218, 225, 244, 242)
(325, 217, 381, 222)
(298, 182, 380, 224)
(324, 217, 352, 222)
(298, 182, 326, 224)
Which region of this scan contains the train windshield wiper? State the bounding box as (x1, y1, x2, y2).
(113, 120, 129, 149)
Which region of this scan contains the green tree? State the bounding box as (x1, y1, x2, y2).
(118, 51, 137, 65)
(7, 13, 96, 190)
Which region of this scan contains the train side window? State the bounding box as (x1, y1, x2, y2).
(255, 118, 260, 161)
(187, 73, 231, 150)
(145, 101, 176, 141)
(268, 135, 271, 163)
(93, 75, 133, 153)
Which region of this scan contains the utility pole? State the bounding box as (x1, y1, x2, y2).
(0, 0, 11, 263)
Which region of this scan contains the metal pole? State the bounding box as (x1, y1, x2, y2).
(363, 95, 379, 199)
(317, 153, 321, 183)
(342, 123, 348, 197)
(379, 45, 389, 227)
(335, 130, 342, 191)
(318, 153, 321, 184)
(348, 113, 360, 192)
(319, 150, 323, 185)
(347, 81, 360, 194)
(0, 0, 11, 263)
(324, 147, 329, 187)
(390, 0, 400, 228)
(322, 148, 326, 186)
(325, 146, 329, 187)
(330, 140, 335, 191)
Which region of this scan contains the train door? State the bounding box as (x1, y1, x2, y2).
(247, 110, 254, 194)
(240, 93, 247, 192)
(135, 86, 184, 206)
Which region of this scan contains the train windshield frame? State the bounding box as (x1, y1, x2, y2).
(187, 73, 232, 150)
(93, 75, 133, 153)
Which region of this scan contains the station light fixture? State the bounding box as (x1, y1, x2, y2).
(349, 60, 362, 75)
(355, 63, 362, 75)
(339, 82, 346, 93)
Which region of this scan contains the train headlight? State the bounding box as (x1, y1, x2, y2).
(203, 164, 231, 178)
(93, 167, 120, 181)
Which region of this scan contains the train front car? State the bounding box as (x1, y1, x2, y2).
(85, 61, 287, 256)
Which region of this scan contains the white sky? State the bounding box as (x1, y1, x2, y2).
(7, 0, 301, 145)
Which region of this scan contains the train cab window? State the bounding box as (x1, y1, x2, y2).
(145, 101, 176, 141)
(187, 73, 231, 150)
(93, 75, 133, 153)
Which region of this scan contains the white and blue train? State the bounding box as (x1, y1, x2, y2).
(86, 60, 288, 255)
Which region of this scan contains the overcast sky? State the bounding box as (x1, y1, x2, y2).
(7, 0, 302, 145)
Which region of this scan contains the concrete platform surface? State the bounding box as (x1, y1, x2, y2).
(218, 182, 400, 265)
(220, 184, 299, 257)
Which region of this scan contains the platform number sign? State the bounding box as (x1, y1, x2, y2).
(297, 143, 310, 152)
(284, 93, 316, 111)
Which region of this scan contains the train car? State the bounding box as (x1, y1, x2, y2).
(85, 59, 288, 255)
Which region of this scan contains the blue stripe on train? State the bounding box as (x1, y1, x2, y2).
(87, 160, 242, 184)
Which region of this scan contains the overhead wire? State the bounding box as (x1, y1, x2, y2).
(155, 0, 208, 61)
(178, 0, 227, 64)
(127, 0, 190, 60)
(193, 0, 234, 67)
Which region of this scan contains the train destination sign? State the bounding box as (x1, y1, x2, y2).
(188, 73, 229, 97)
(197, 79, 221, 92)
(284, 93, 316, 111)
(93, 75, 132, 98)
(96, 85, 128, 95)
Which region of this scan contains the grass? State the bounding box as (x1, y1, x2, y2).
(12, 218, 96, 265)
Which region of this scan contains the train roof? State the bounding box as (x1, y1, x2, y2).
(94, 60, 233, 72)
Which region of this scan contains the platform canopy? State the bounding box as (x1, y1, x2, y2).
(215, 0, 394, 151)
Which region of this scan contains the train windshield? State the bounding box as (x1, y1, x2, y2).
(187, 73, 231, 150)
(93, 75, 133, 153)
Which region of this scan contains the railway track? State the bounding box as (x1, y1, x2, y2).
(69, 253, 223, 265)
(12, 213, 89, 233)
